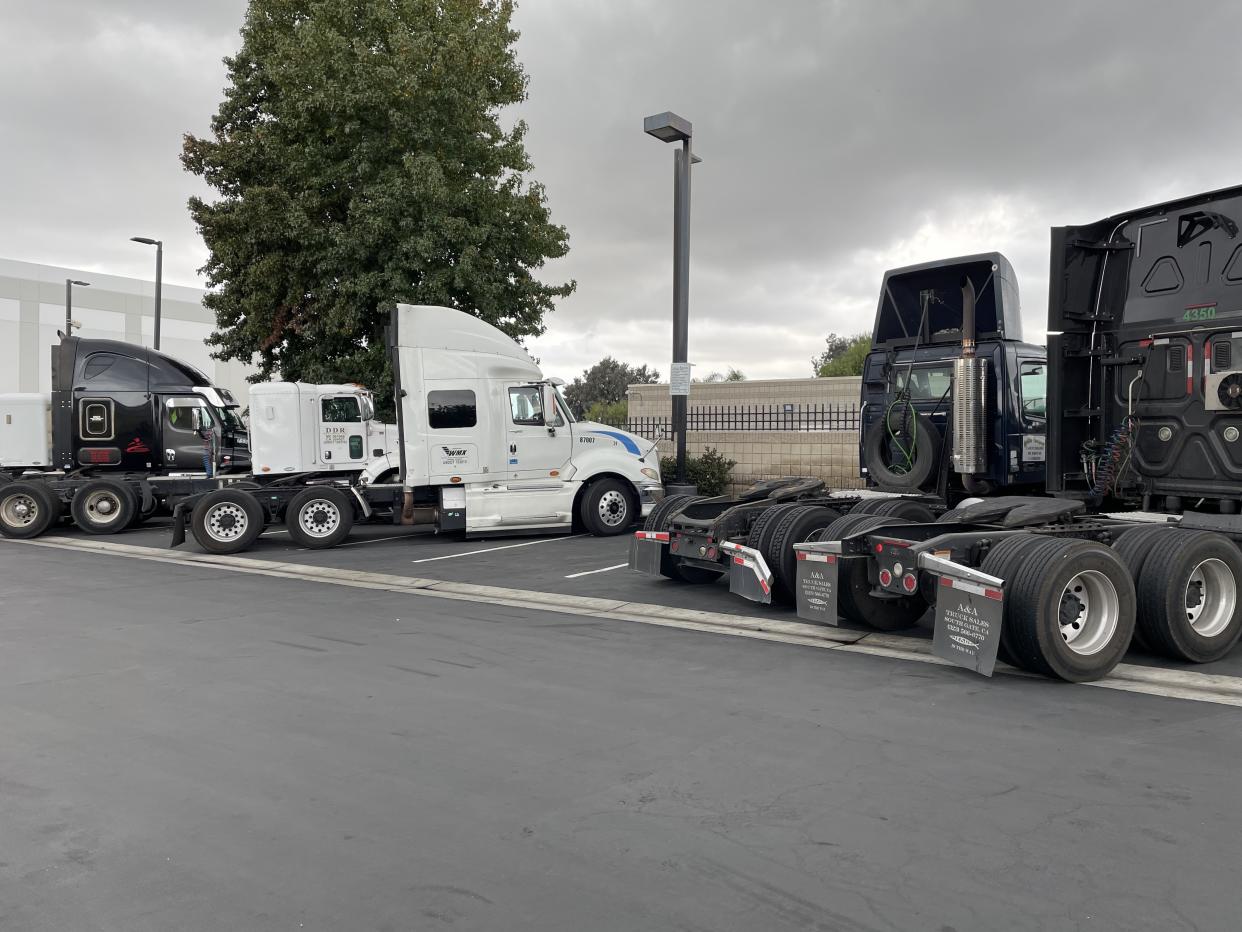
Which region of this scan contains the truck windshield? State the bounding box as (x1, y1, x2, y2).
(216, 406, 245, 430)
(555, 386, 575, 423)
(894, 366, 952, 400)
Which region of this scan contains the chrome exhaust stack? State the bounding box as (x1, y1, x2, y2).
(952, 277, 988, 476)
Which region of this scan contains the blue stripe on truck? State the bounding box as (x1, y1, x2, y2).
(588, 430, 641, 455)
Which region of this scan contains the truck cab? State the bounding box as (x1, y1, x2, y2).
(248, 382, 397, 477)
(391, 304, 663, 536)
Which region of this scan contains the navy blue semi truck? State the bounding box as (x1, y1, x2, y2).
(788, 184, 1242, 682)
(630, 252, 1049, 621)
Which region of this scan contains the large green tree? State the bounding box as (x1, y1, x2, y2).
(562, 357, 659, 418)
(183, 0, 574, 407)
(813, 331, 870, 377)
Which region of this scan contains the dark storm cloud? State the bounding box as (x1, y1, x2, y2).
(2, 1, 1240, 379)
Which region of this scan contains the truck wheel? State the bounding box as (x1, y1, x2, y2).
(827, 514, 926, 630)
(70, 480, 137, 535)
(1134, 530, 1242, 664)
(0, 481, 60, 539)
(980, 533, 1049, 666)
(580, 478, 636, 536)
(1001, 537, 1135, 681)
(867, 498, 935, 522)
(286, 487, 355, 549)
(191, 489, 265, 554)
(863, 411, 940, 490)
(766, 505, 842, 603)
(1111, 525, 1178, 652)
(643, 493, 695, 533)
(745, 502, 801, 552)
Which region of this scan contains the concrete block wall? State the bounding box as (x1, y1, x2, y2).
(634, 376, 865, 491)
(655, 431, 863, 491)
(627, 375, 861, 418)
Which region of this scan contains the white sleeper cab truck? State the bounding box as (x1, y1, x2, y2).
(388, 304, 663, 537)
(248, 382, 398, 478)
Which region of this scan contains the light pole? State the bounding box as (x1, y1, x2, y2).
(130, 236, 163, 350)
(644, 111, 700, 492)
(64, 279, 89, 335)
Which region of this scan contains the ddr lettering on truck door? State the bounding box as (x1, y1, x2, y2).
(932, 577, 1005, 676)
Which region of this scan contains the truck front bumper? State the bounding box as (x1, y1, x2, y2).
(638, 483, 665, 517)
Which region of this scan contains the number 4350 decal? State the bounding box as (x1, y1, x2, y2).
(1183, 303, 1217, 322)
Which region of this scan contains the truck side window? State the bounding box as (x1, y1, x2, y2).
(321, 396, 362, 423)
(428, 390, 476, 429)
(1020, 361, 1047, 417)
(167, 404, 212, 432)
(508, 386, 545, 426)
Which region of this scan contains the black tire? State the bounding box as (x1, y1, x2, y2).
(1134, 530, 1242, 664)
(848, 498, 885, 515)
(867, 498, 936, 522)
(745, 502, 801, 552)
(980, 533, 1049, 666)
(0, 481, 60, 539)
(765, 505, 843, 603)
(70, 479, 137, 535)
(1001, 537, 1135, 681)
(829, 514, 926, 631)
(643, 494, 696, 533)
(579, 478, 636, 536)
(286, 487, 355, 549)
(863, 410, 940, 489)
(191, 489, 265, 554)
(1111, 525, 1178, 652)
(643, 493, 705, 582)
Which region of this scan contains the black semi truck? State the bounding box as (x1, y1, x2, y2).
(788, 184, 1242, 682)
(630, 252, 1049, 615)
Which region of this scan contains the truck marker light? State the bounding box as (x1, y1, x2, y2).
(902, 573, 917, 593)
(549, 470, 559, 477)
(450, 476, 462, 483)
(875, 543, 884, 553)
(879, 569, 893, 587)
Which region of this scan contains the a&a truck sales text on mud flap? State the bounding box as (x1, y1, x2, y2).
(720, 540, 773, 604)
(629, 530, 668, 576)
(792, 541, 840, 624)
(919, 553, 1006, 677)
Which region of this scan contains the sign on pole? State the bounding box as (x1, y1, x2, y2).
(670, 362, 692, 397)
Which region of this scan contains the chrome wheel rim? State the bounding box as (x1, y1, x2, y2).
(1186, 558, 1236, 638)
(298, 499, 341, 538)
(83, 489, 123, 527)
(204, 502, 248, 542)
(1058, 569, 1120, 656)
(597, 490, 628, 527)
(1, 493, 38, 528)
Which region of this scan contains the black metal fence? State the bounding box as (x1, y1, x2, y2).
(598, 403, 860, 440)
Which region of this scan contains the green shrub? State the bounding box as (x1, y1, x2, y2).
(660, 446, 737, 496)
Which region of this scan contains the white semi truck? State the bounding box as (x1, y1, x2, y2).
(0, 304, 662, 552)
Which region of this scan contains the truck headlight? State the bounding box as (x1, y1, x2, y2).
(641, 467, 660, 481)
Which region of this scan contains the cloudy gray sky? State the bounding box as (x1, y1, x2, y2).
(3, 1, 1241, 381)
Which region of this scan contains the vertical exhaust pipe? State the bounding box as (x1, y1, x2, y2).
(952, 276, 988, 476)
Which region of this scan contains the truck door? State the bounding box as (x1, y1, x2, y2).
(318, 394, 367, 468)
(505, 383, 571, 480)
(161, 397, 213, 471)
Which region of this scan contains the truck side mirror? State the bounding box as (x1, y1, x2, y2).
(190, 407, 210, 432)
(541, 384, 563, 430)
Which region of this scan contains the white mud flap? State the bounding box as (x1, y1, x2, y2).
(720, 541, 772, 604)
(793, 544, 839, 625)
(922, 554, 1005, 676)
(629, 530, 668, 576)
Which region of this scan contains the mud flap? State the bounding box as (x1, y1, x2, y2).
(931, 576, 1005, 676)
(721, 542, 771, 604)
(629, 531, 668, 576)
(794, 549, 839, 625)
(170, 502, 188, 548)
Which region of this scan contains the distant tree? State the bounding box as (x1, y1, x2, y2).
(813, 332, 870, 377)
(583, 398, 629, 424)
(697, 366, 747, 383)
(563, 357, 659, 416)
(182, 0, 574, 415)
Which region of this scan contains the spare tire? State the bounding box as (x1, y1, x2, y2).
(867, 498, 936, 522)
(864, 409, 940, 490)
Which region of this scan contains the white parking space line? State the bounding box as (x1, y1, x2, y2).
(410, 534, 587, 564)
(261, 529, 289, 536)
(564, 563, 629, 579)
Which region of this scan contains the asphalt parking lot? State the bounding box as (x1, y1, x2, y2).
(3, 537, 1242, 931)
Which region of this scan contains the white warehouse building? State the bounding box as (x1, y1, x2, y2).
(0, 257, 255, 404)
